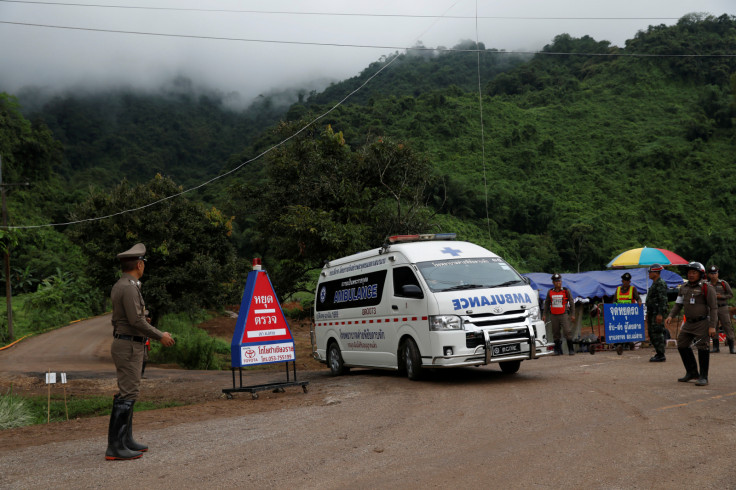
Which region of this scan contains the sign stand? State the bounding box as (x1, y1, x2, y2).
(225, 360, 308, 400)
(223, 259, 309, 400)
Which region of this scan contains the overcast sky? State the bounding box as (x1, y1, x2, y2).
(1, 0, 734, 108)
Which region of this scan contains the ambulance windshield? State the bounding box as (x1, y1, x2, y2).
(416, 257, 525, 293)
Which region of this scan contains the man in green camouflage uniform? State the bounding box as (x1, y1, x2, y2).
(645, 264, 669, 362)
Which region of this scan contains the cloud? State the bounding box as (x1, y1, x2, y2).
(0, 0, 733, 107)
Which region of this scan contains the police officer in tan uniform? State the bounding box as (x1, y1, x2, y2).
(106, 243, 175, 461)
(706, 265, 734, 354)
(665, 262, 717, 386)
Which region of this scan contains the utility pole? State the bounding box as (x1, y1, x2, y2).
(0, 155, 12, 340)
(0, 155, 28, 342)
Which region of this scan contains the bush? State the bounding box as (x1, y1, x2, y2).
(149, 311, 230, 370)
(22, 268, 104, 332)
(0, 390, 33, 430)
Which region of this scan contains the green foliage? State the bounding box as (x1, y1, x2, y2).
(0, 93, 63, 183)
(306, 41, 530, 107)
(231, 123, 438, 296)
(21, 268, 104, 332)
(149, 311, 230, 369)
(67, 174, 246, 319)
(0, 390, 32, 430)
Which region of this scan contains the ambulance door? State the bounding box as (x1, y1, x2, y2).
(390, 265, 428, 367)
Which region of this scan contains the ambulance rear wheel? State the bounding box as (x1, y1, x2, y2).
(499, 360, 520, 374)
(327, 342, 349, 376)
(403, 338, 424, 381)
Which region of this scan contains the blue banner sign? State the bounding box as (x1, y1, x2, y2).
(603, 304, 645, 343)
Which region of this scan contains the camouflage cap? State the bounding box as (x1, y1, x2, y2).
(116, 243, 146, 260)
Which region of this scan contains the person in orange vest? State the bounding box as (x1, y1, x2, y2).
(614, 272, 642, 353)
(542, 273, 576, 355)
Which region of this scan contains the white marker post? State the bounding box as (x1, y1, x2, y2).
(45, 370, 56, 424)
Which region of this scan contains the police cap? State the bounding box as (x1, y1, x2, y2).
(648, 264, 663, 273)
(708, 265, 719, 274)
(116, 243, 146, 261)
(621, 272, 632, 281)
(551, 273, 562, 282)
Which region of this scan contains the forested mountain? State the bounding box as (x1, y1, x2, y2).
(16, 77, 306, 189)
(262, 13, 736, 278)
(2, 13, 736, 310)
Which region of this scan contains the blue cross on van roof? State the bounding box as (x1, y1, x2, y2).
(441, 246, 462, 257)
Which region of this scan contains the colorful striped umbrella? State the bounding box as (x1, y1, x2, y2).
(606, 247, 688, 268)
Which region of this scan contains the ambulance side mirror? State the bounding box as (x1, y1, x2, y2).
(401, 284, 424, 299)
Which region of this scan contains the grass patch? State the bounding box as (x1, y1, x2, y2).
(0, 392, 186, 428)
(0, 390, 33, 430)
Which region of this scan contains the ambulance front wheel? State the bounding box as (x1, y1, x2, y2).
(403, 338, 424, 381)
(327, 342, 350, 376)
(499, 360, 520, 374)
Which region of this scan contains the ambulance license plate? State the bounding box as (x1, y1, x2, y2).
(491, 343, 521, 356)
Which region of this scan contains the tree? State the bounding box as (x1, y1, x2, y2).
(237, 122, 437, 297)
(68, 174, 245, 319)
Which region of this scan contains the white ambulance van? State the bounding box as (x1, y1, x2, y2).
(311, 233, 553, 380)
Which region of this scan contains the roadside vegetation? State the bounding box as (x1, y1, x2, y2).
(0, 388, 185, 429)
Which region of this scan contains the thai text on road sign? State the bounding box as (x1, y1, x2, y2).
(603, 303, 645, 343)
(230, 270, 296, 367)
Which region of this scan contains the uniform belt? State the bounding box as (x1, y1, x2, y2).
(113, 333, 147, 343)
(687, 315, 708, 323)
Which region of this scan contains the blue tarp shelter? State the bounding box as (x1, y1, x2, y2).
(524, 268, 683, 301)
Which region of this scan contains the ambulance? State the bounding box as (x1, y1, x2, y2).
(311, 233, 553, 380)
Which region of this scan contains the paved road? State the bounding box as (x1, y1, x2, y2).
(3, 317, 736, 488)
(3, 341, 736, 488)
(0, 314, 114, 375)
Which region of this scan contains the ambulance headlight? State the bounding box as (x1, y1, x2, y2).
(527, 305, 541, 322)
(429, 315, 463, 331)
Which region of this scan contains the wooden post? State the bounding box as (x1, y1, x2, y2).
(47, 369, 51, 424)
(0, 155, 13, 341)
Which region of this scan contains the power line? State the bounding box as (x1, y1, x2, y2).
(2, 20, 735, 57)
(0, 0, 685, 20)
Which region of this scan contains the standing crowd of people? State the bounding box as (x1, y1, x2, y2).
(544, 261, 735, 388)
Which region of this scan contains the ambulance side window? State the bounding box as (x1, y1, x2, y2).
(393, 267, 424, 299)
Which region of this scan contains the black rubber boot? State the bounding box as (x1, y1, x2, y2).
(728, 339, 735, 354)
(105, 398, 143, 460)
(695, 349, 710, 386)
(124, 400, 148, 452)
(711, 338, 720, 353)
(554, 340, 563, 356)
(677, 347, 699, 382)
(567, 339, 575, 356)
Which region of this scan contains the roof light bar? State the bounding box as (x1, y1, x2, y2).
(387, 233, 456, 244)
